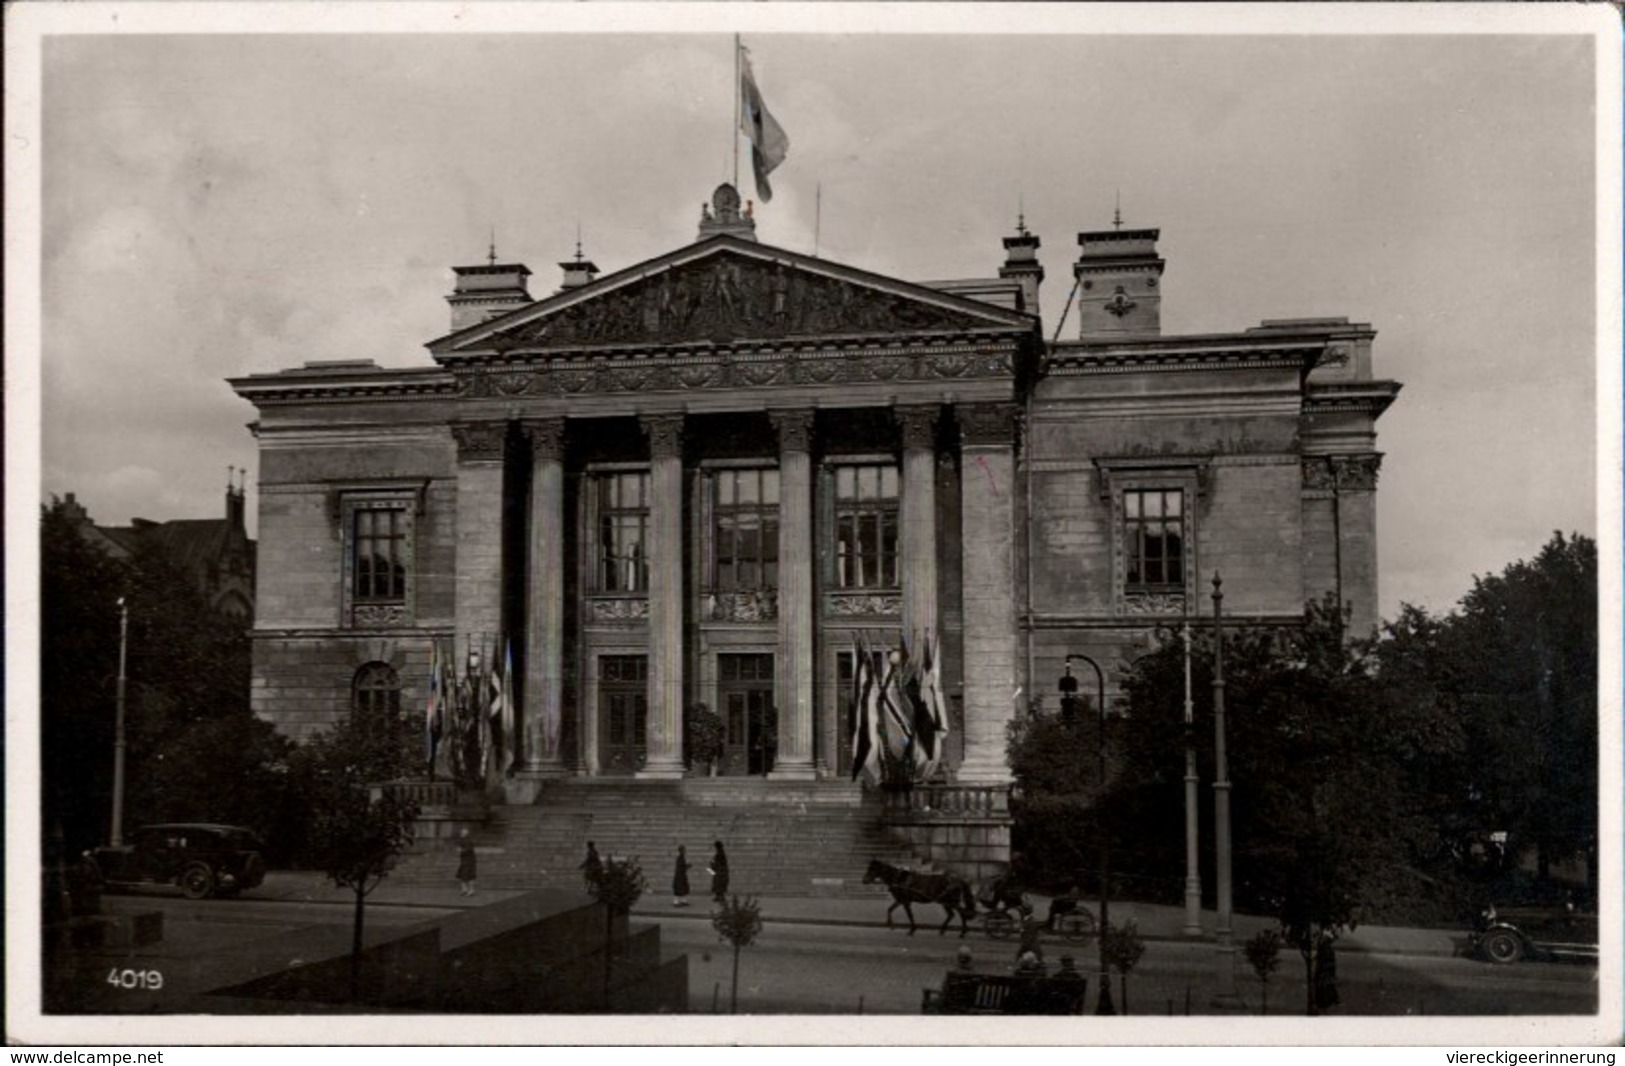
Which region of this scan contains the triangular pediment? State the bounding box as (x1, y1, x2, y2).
(431, 237, 1036, 358)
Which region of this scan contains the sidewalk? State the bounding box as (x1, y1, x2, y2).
(253, 872, 1466, 959)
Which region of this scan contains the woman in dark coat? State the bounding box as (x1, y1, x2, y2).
(672, 845, 692, 907)
(455, 829, 477, 898)
(708, 840, 730, 904)
(581, 841, 603, 895)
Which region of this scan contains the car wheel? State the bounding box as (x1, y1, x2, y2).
(1480, 929, 1524, 964)
(180, 863, 216, 900)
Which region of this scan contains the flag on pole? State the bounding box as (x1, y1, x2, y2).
(498, 638, 516, 774)
(850, 635, 883, 782)
(914, 630, 949, 778)
(425, 639, 444, 777)
(878, 644, 914, 762)
(739, 42, 789, 203)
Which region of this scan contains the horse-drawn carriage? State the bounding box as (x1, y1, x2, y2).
(863, 860, 1098, 944)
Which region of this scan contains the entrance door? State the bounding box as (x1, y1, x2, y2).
(719, 654, 775, 775)
(599, 655, 647, 774)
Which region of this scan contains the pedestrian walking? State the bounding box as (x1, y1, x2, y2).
(581, 840, 603, 895)
(672, 845, 692, 907)
(455, 828, 477, 898)
(708, 840, 730, 904)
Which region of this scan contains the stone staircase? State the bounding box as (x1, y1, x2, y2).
(393, 779, 927, 900)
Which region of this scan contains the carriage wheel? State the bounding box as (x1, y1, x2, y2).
(983, 908, 1017, 940)
(1057, 909, 1097, 943)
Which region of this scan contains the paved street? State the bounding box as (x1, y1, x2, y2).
(52, 873, 1597, 1017)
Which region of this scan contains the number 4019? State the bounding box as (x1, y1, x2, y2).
(107, 968, 163, 990)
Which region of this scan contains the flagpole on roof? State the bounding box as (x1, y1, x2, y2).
(732, 34, 741, 192)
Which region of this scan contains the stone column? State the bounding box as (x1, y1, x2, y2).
(955, 403, 1020, 783)
(897, 406, 940, 645)
(521, 418, 567, 776)
(639, 414, 686, 778)
(451, 421, 507, 658)
(769, 410, 816, 780)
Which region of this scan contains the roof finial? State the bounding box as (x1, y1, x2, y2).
(228, 464, 235, 491)
(1113, 189, 1123, 231)
(487, 226, 497, 267)
(574, 221, 584, 264)
(1017, 193, 1027, 236)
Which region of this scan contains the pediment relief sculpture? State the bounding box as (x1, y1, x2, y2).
(490, 255, 999, 350)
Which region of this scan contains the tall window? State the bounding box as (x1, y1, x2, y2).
(1124, 488, 1184, 588)
(351, 661, 404, 767)
(834, 464, 900, 589)
(712, 468, 779, 591)
(597, 471, 650, 592)
(601, 655, 648, 757)
(354, 507, 408, 602)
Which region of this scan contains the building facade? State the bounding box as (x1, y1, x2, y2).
(230, 185, 1398, 794)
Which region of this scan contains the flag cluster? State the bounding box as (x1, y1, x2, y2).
(849, 631, 949, 784)
(739, 42, 789, 203)
(426, 633, 516, 786)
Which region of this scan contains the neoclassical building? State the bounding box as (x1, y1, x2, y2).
(230, 185, 1398, 794)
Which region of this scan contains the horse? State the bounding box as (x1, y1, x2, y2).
(862, 859, 978, 937)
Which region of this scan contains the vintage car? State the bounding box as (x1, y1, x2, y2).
(1471, 902, 1598, 964)
(87, 823, 267, 900)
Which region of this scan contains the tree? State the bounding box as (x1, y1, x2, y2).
(1433, 533, 1598, 894)
(303, 714, 420, 1002)
(594, 856, 648, 1009)
(684, 703, 725, 775)
(1101, 919, 1145, 1015)
(1245, 928, 1283, 1015)
(1004, 700, 1108, 890)
(711, 894, 764, 1014)
(1118, 594, 1466, 1009)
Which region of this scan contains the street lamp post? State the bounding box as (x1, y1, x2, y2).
(1063, 653, 1114, 1016)
(110, 596, 129, 847)
(1182, 619, 1202, 937)
(1211, 574, 1239, 1005)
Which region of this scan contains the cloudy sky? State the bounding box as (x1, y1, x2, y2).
(16, 4, 1616, 623)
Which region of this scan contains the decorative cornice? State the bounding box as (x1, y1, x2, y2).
(896, 406, 939, 451)
(1046, 344, 1321, 377)
(450, 421, 507, 462)
(1301, 454, 1383, 492)
(642, 414, 684, 460)
(956, 402, 1020, 446)
(523, 418, 567, 462)
(769, 410, 815, 454)
(446, 342, 1018, 399)
(1303, 381, 1402, 419)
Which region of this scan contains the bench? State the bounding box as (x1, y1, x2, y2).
(921, 970, 1088, 1015)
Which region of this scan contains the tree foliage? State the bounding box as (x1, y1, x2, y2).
(41, 501, 283, 856)
(712, 894, 764, 1014)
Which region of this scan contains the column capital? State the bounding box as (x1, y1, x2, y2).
(641, 414, 685, 460)
(895, 405, 939, 451)
(956, 402, 1021, 447)
(451, 421, 507, 462)
(523, 417, 567, 463)
(769, 409, 815, 454)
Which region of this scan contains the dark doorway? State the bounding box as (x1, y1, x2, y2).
(719, 653, 776, 775)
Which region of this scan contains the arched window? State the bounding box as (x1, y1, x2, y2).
(352, 661, 402, 745)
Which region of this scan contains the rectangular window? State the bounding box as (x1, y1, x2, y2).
(712, 468, 780, 591)
(1124, 488, 1184, 588)
(596, 471, 650, 592)
(353, 506, 408, 602)
(601, 655, 648, 750)
(834, 464, 900, 589)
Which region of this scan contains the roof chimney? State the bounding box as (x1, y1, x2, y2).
(1074, 223, 1164, 339)
(999, 213, 1044, 317)
(447, 261, 533, 331)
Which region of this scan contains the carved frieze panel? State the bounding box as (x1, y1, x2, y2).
(957, 403, 1020, 446)
(589, 597, 650, 622)
(1301, 455, 1383, 492)
(451, 421, 507, 461)
(826, 593, 903, 618)
(353, 604, 409, 627)
(1123, 593, 1187, 617)
(703, 590, 779, 622)
(499, 256, 993, 350)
